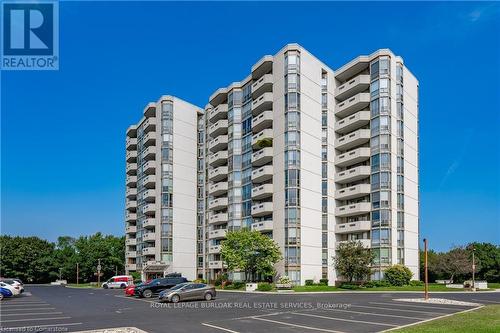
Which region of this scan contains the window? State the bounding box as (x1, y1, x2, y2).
(372, 191, 390, 209)
(285, 92, 300, 110)
(285, 169, 300, 187)
(285, 208, 300, 226)
(286, 188, 300, 206)
(286, 74, 300, 91)
(321, 93, 327, 108)
(371, 209, 391, 227)
(286, 228, 299, 244)
(286, 111, 300, 130)
(285, 131, 300, 148)
(285, 150, 300, 168)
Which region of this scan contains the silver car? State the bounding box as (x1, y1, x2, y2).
(158, 282, 216, 303)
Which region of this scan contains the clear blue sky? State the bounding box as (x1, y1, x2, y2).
(2, 2, 499, 252)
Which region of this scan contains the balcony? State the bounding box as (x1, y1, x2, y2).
(125, 212, 136, 222)
(251, 202, 273, 217)
(336, 111, 370, 134)
(335, 74, 370, 101)
(126, 163, 137, 175)
(143, 131, 156, 147)
(335, 147, 370, 167)
(336, 166, 371, 184)
(143, 189, 156, 202)
(251, 184, 273, 200)
(126, 251, 137, 258)
(335, 184, 371, 200)
(252, 129, 273, 149)
(208, 182, 228, 196)
(143, 117, 156, 133)
(126, 175, 137, 187)
(335, 202, 371, 217)
(144, 103, 156, 117)
(208, 260, 226, 269)
(209, 213, 228, 225)
(252, 92, 273, 116)
(125, 238, 136, 246)
(125, 225, 137, 234)
(335, 220, 371, 234)
(126, 188, 137, 199)
(126, 151, 137, 162)
(252, 111, 273, 133)
(141, 175, 155, 189)
(143, 146, 155, 161)
(208, 150, 228, 167)
(143, 233, 155, 242)
(208, 119, 228, 138)
(125, 263, 137, 271)
(338, 239, 371, 248)
(336, 129, 371, 151)
(126, 200, 136, 211)
(126, 125, 137, 138)
(252, 74, 273, 98)
(143, 218, 155, 229)
(208, 135, 228, 153)
(209, 197, 228, 211)
(126, 137, 137, 150)
(251, 147, 273, 166)
(251, 220, 273, 232)
(142, 247, 155, 255)
(336, 93, 370, 118)
(209, 245, 222, 254)
(142, 161, 155, 175)
(208, 166, 228, 182)
(209, 229, 227, 240)
(143, 203, 156, 216)
(209, 104, 228, 123)
(252, 165, 273, 183)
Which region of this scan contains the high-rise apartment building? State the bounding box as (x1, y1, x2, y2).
(125, 44, 419, 285)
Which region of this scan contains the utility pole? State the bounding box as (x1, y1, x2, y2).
(59, 268, 62, 281)
(116, 265, 118, 276)
(472, 246, 476, 292)
(76, 263, 79, 285)
(97, 259, 102, 287)
(423, 238, 429, 300)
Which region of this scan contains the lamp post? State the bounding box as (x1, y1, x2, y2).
(423, 238, 429, 300)
(472, 247, 476, 292)
(76, 263, 79, 285)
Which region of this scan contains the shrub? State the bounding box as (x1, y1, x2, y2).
(319, 279, 329, 286)
(194, 278, 207, 284)
(363, 281, 375, 288)
(277, 275, 291, 284)
(214, 273, 228, 287)
(224, 281, 245, 290)
(339, 283, 358, 290)
(257, 282, 273, 291)
(384, 265, 413, 286)
(305, 279, 314, 286)
(410, 280, 424, 286)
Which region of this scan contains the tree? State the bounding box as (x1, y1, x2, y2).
(255, 138, 273, 149)
(384, 265, 413, 286)
(0, 236, 56, 283)
(334, 241, 373, 283)
(467, 242, 500, 282)
(436, 246, 472, 282)
(220, 229, 282, 282)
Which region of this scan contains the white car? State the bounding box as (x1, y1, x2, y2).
(0, 282, 21, 296)
(1, 279, 24, 294)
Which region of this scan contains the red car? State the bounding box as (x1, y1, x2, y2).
(125, 280, 150, 296)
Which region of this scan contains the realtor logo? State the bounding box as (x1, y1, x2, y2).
(1, 1, 59, 70)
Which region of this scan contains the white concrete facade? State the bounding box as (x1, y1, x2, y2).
(125, 44, 419, 285)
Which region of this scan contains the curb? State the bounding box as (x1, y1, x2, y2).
(217, 289, 500, 295)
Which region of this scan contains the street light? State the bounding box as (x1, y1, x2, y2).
(423, 238, 429, 300)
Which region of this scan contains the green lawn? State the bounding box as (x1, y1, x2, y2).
(392, 305, 500, 333)
(487, 282, 500, 289)
(66, 283, 99, 288)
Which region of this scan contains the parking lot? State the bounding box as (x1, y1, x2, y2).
(0, 286, 498, 332)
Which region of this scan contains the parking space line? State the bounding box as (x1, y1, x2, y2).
(0, 312, 63, 317)
(472, 299, 500, 304)
(0, 316, 72, 323)
(0, 304, 50, 307)
(316, 307, 427, 320)
(114, 295, 159, 304)
(350, 304, 446, 315)
(380, 306, 483, 332)
(290, 311, 398, 327)
(251, 316, 346, 333)
(370, 301, 474, 311)
(0, 307, 56, 311)
(202, 322, 240, 333)
(2, 323, 83, 330)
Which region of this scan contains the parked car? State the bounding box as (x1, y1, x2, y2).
(134, 276, 188, 298)
(0, 283, 14, 300)
(125, 279, 150, 296)
(0, 281, 20, 297)
(0, 279, 24, 294)
(102, 275, 133, 289)
(158, 283, 216, 303)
